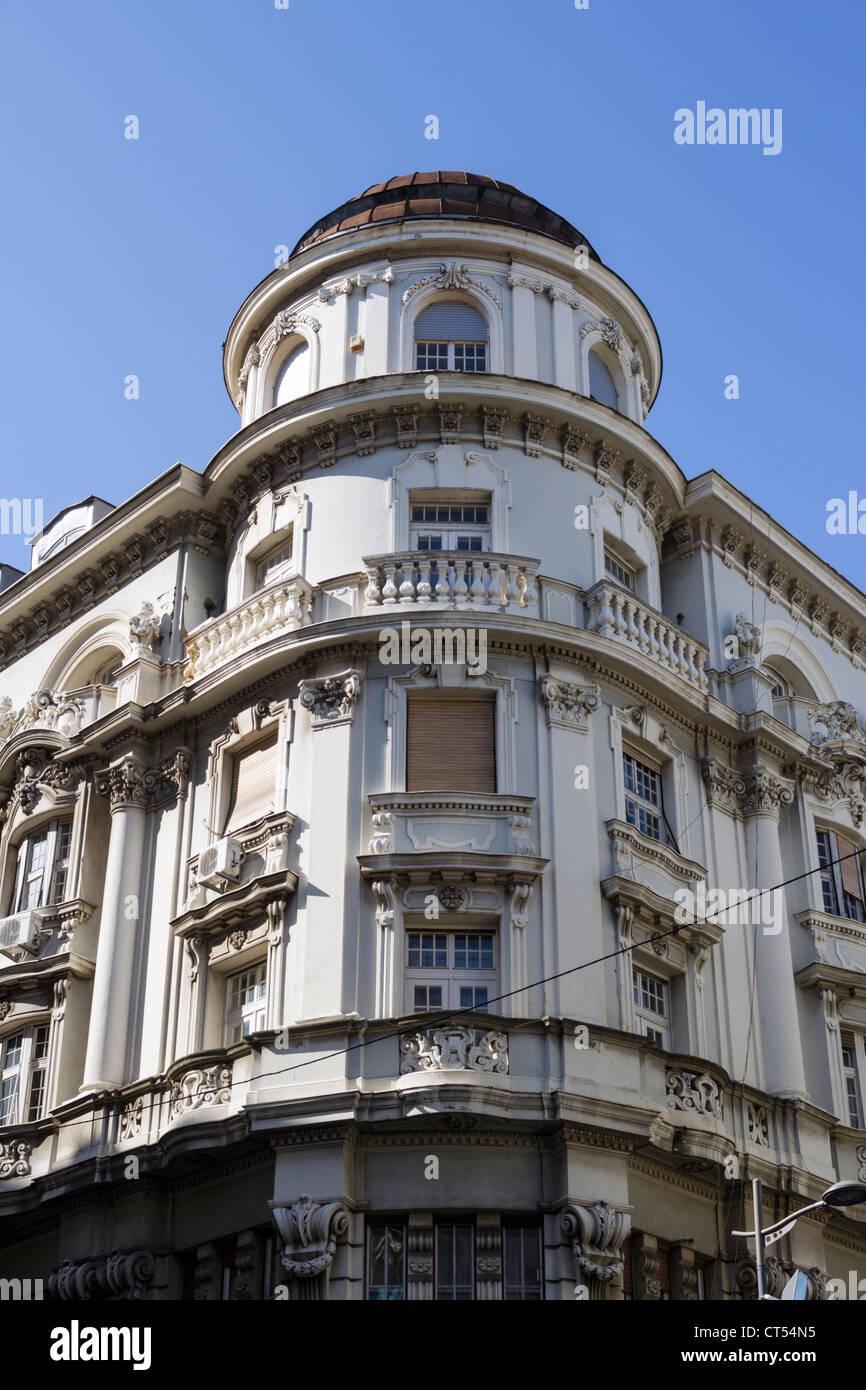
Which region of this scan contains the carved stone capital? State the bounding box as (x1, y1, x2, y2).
(539, 676, 600, 730)
(562, 1200, 631, 1290)
(298, 670, 362, 726)
(48, 1248, 157, 1300)
(270, 1196, 348, 1292)
(740, 768, 795, 817)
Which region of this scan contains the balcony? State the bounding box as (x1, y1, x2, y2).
(585, 581, 708, 692)
(367, 792, 537, 857)
(183, 576, 314, 683)
(362, 551, 540, 617)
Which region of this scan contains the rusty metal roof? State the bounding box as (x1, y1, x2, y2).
(290, 172, 599, 260)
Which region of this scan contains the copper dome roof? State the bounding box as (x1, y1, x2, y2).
(290, 172, 599, 260)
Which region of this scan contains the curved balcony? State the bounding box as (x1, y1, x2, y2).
(184, 575, 314, 684)
(586, 581, 708, 692)
(362, 551, 540, 617)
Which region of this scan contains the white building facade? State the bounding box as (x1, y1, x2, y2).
(0, 172, 865, 1301)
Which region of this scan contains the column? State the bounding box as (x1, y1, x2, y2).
(551, 293, 577, 389)
(510, 278, 537, 379)
(81, 754, 149, 1091)
(297, 671, 363, 1019)
(742, 768, 808, 1098)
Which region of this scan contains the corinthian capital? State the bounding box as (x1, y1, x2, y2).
(741, 768, 795, 817)
(95, 755, 149, 810)
(299, 670, 362, 726)
(539, 676, 600, 730)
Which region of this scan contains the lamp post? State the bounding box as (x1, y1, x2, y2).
(733, 1179, 866, 1299)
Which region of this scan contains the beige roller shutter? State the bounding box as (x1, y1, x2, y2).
(837, 834, 864, 902)
(224, 733, 278, 833)
(406, 698, 496, 793)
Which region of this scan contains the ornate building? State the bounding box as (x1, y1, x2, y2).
(0, 171, 865, 1301)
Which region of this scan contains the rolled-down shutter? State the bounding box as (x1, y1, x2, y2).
(406, 698, 495, 793)
(415, 302, 488, 341)
(224, 734, 278, 833)
(837, 834, 864, 902)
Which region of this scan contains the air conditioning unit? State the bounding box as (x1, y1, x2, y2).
(0, 911, 42, 958)
(197, 837, 242, 889)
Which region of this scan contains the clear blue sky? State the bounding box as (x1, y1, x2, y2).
(1, 0, 863, 588)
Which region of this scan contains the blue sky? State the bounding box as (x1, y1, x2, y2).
(1, 0, 863, 587)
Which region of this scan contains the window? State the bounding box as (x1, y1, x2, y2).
(623, 751, 672, 846)
(436, 1223, 474, 1300)
(841, 1032, 863, 1128)
(223, 733, 278, 835)
(406, 698, 496, 794)
(604, 548, 635, 591)
(633, 967, 670, 1047)
(12, 820, 73, 912)
(367, 1222, 405, 1300)
(273, 341, 310, 407)
(406, 930, 496, 1013)
(415, 302, 488, 373)
(89, 655, 123, 686)
(254, 534, 293, 590)
(0, 1025, 50, 1126)
(817, 830, 866, 922)
(225, 962, 267, 1043)
(503, 1225, 543, 1300)
(409, 500, 491, 553)
(588, 350, 619, 409)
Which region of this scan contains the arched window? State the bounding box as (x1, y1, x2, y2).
(415, 302, 488, 373)
(588, 350, 619, 410)
(273, 342, 310, 407)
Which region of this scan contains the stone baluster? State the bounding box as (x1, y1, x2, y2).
(381, 563, 398, 604)
(432, 559, 448, 602)
(453, 557, 469, 603)
(486, 558, 502, 606)
(416, 557, 432, 601)
(364, 566, 382, 606)
(612, 590, 627, 638)
(469, 557, 486, 603)
(398, 558, 416, 604)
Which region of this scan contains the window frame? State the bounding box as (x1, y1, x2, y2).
(252, 531, 295, 593)
(816, 828, 866, 922)
(224, 961, 267, 1044)
(503, 1223, 543, 1301)
(405, 928, 497, 1014)
(415, 340, 488, 373)
(622, 750, 673, 847)
(366, 1220, 407, 1301)
(12, 819, 74, 913)
(632, 966, 671, 1048)
(604, 547, 636, 592)
(409, 499, 491, 554)
(840, 1030, 864, 1128)
(0, 1024, 50, 1127)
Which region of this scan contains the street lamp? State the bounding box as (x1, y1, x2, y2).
(733, 1179, 866, 1299)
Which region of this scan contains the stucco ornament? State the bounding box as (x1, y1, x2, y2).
(400, 1025, 508, 1073)
(270, 1196, 348, 1280)
(809, 701, 866, 746)
(727, 612, 761, 666)
(129, 600, 161, 653)
(562, 1200, 631, 1287)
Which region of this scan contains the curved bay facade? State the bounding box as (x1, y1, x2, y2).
(1, 171, 865, 1301)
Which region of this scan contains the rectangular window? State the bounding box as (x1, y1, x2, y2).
(0, 1028, 48, 1127)
(26, 1025, 49, 1121)
(623, 751, 668, 845)
(409, 498, 491, 553)
(604, 548, 635, 591)
(225, 962, 267, 1044)
(436, 1223, 474, 1300)
(503, 1225, 543, 1300)
(405, 930, 497, 1013)
(415, 342, 486, 373)
(406, 698, 496, 794)
(367, 1222, 406, 1300)
(12, 820, 74, 914)
(841, 1032, 862, 1128)
(633, 967, 671, 1048)
(816, 830, 866, 923)
(223, 733, 278, 834)
(254, 533, 293, 591)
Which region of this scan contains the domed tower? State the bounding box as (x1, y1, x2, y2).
(3, 172, 865, 1304)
